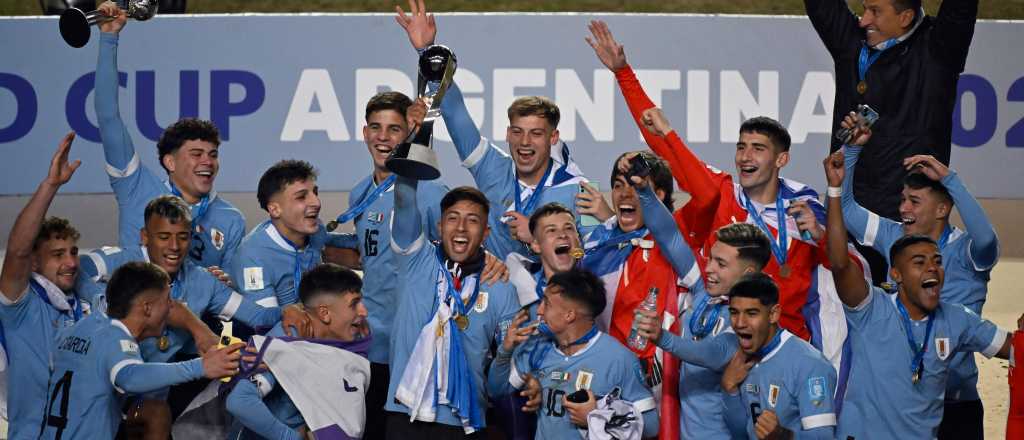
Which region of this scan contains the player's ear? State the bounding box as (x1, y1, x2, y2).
(548, 128, 560, 147)
(889, 266, 902, 285)
(316, 304, 331, 325)
(769, 303, 782, 325)
(934, 199, 951, 220)
(529, 236, 541, 255)
(161, 153, 176, 174)
(140, 227, 149, 246)
(267, 201, 282, 220)
(774, 150, 790, 169)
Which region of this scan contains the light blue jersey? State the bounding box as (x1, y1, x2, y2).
(96, 33, 246, 269)
(225, 324, 304, 440)
(385, 235, 519, 428)
(841, 145, 1000, 402)
(0, 275, 100, 439)
(439, 83, 590, 259)
(348, 174, 446, 364)
(838, 287, 1005, 439)
(496, 332, 658, 439)
(40, 313, 204, 440)
(80, 246, 282, 364)
(229, 221, 355, 308)
(722, 330, 837, 439)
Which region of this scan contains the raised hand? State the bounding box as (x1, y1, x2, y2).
(641, 107, 673, 138)
(903, 155, 950, 181)
(520, 373, 542, 412)
(395, 0, 437, 49)
(281, 304, 313, 337)
(823, 150, 845, 188)
(840, 111, 872, 146)
(97, 1, 128, 34)
(481, 251, 510, 285)
(562, 389, 597, 427)
(575, 182, 614, 223)
(754, 409, 792, 440)
(720, 350, 754, 393)
(615, 152, 647, 187)
(46, 132, 82, 188)
(406, 97, 429, 135)
(505, 211, 533, 244)
(787, 200, 823, 241)
(634, 308, 663, 342)
(585, 20, 627, 72)
(502, 309, 534, 353)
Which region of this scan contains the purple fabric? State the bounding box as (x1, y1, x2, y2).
(312, 424, 357, 440)
(272, 334, 372, 358)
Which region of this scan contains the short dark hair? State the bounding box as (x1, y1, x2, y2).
(365, 91, 413, 121)
(903, 171, 953, 206)
(528, 202, 575, 235)
(715, 223, 773, 270)
(33, 217, 80, 251)
(739, 116, 791, 152)
(889, 234, 938, 264)
(548, 267, 606, 318)
(728, 272, 779, 307)
(440, 186, 490, 218)
(157, 118, 220, 174)
(299, 263, 363, 307)
(508, 96, 560, 128)
(106, 262, 170, 319)
(891, 0, 922, 13)
(144, 195, 193, 226)
(610, 151, 674, 210)
(257, 160, 318, 211)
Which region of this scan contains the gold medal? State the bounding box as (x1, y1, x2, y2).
(570, 248, 585, 260)
(857, 80, 868, 95)
(912, 372, 920, 384)
(454, 314, 470, 331)
(158, 335, 170, 351)
(779, 264, 791, 278)
(326, 220, 339, 232)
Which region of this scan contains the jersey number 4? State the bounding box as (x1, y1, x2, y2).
(43, 370, 74, 439)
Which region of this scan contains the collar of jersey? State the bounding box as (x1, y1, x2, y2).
(552, 331, 602, 358)
(111, 318, 132, 338)
(886, 293, 932, 322)
(163, 180, 219, 205)
(757, 329, 793, 364)
(264, 221, 306, 253)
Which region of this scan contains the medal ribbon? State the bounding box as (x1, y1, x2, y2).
(937, 225, 952, 250)
(333, 174, 396, 225)
(529, 325, 599, 372)
(274, 224, 314, 305)
(514, 159, 555, 215)
(688, 295, 723, 339)
(169, 181, 212, 232)
(895, 298, 934, 381)
(434, 247, 482, 328)
(743, 192, 788, 268)
(31, 280, 83, 322)
(857, 37, 899, 84)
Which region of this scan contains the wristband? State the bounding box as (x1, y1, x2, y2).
(827, 187, 842, 198)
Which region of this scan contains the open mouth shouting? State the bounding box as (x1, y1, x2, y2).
(373, 144, 395, 163)
(450, 235, 471, 255)
(735, 330, 756, 352)
(901, 216, 916, 225)
(920, 277, 941, 299)
(738, 164, 758, 178)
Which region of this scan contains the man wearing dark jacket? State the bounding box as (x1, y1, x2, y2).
(805, 0, 978, 220)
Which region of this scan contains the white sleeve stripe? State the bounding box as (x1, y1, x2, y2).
(109, 358, 144, 393)
(967, 238, 1000, 272)
(509, 361, 525, 389)
(253, 373, 273, 398)
(681, 262, 701, 288)
(255, 296, 279, 308)
(218, 292, 244, 321)
(632, 397, 657, 413)
(801, 413, 837, 430)
(390, 232, 426, 256)
(847, 290, 873, 312)
(105, 153, 140, 179)
(982, 329, 1008, 359)
(862, 212, 880, 246)
(85, 252, 108, 281)
(0, 286, 28, 306)
(461, 137, 490, 168)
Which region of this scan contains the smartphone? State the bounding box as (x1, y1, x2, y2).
(627, 154, 652, 181)
(566, 389, 590, 403)
(578, 182, 603, 227)
(218, 321, 243, 382)
(835, 104, 879, 144)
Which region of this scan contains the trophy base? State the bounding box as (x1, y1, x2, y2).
(59, 8, 91, 48)
(386, 142, 441, 181)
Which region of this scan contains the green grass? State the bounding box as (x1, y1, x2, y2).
(2, 0, 1023, 18)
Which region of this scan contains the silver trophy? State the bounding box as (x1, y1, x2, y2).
(59, 0, 158, 48)
(385, 44, 457, 181)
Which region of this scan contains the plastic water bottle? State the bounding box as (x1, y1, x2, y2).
(628, 287, 659, 350)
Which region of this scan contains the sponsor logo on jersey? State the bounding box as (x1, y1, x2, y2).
(244, 267, 265, 291)
(808, 376, 826, 406)
(120, 340, 139, 354)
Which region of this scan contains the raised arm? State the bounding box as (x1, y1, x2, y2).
(94, 2, 137, 174)
(622, 157, 697, 279)
(0, 133, 81, 303)
(931, 0, 980, 71)
(903, 155, 998, 271)
(838, 114, 901, 253)
(824, 151, 870, 307)
(392, 176, 423, 250)
(803, 0, 862, 57)
(114, 342, 241, 394)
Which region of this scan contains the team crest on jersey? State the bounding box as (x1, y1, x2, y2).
(807, 376, 826, 406)
(367, 212, 385, 224)
(935, 337, 951, 360)
(244, 267, 265, 291)
(474, 291, 489, 313)
(210, 228, 225, 250)
(575, 370, 594, 391)
(768, 384, 780, 408)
